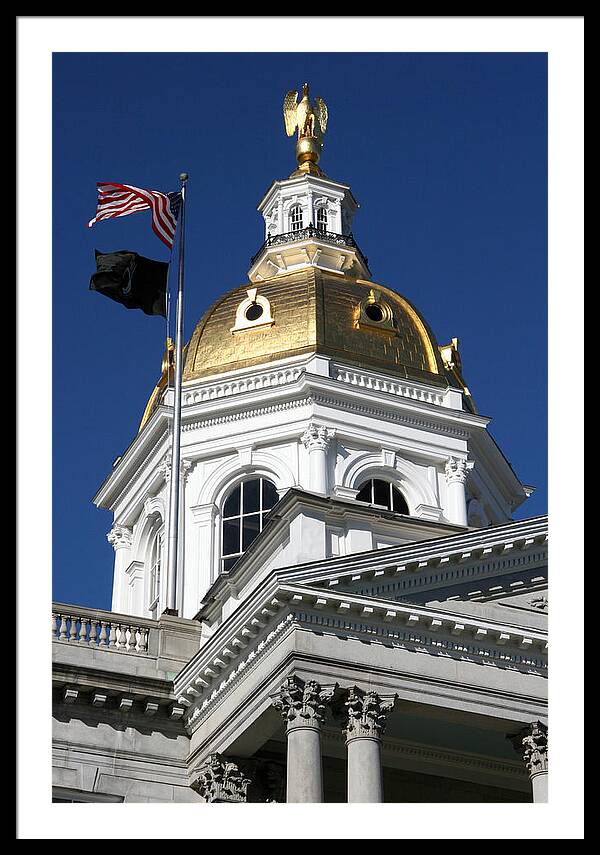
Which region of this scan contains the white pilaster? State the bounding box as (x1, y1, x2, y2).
(444, 457, 473, 526)
(301, 422, 336, 495)
(107, 524, 133, 612)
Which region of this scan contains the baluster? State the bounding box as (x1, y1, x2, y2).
(118, 623, 128, 650)
(88, 619, 98, 647)
(58, 614, 68, 641)
(69, 616, 78, 643)
(51, 613, 57, 641)
(98, 621, 108, 648)
(120, 624, 130, 651)
(137, 627, 147, 654)
(108, 623, 117, 649)
(129, 626, 139, 652)
(78, 616, 88, 644)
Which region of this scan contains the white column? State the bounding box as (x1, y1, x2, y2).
(301, 422, 336, 495)
(511, 721, 548, 803)
(341, 687, 395, 803)
(106, 524, 133, 612)
(272, 676, 334, 803)
(444, 457, 473, 526)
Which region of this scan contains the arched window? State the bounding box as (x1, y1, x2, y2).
(221, 477, 279, 572)
(316, 207, 328, 232)
(289, 205, 303, 232)
(355, 478, 409, 514)
(148, 528, 163, 615)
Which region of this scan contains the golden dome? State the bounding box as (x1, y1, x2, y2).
(183, 268, 446, 382)
(139, 269, 468, 431)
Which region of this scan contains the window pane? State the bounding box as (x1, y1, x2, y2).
(242, 513, 261, 551)
(373, 479, 390, 508)
(222, 518, 240, 556)
(222, 556, 239, 572)
(262, 479, 278, 510)
(223, 485, 241, 518)
(392, 486, 408, 514)
(356, 481, 372, 503)
(243, 479, 260, 514)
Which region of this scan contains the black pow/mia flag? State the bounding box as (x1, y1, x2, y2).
(89, 250, 168, 317)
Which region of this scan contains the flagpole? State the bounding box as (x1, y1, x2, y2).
(164, 172, 188, 615)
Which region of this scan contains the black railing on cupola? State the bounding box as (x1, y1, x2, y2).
(250, 225, 370, 271)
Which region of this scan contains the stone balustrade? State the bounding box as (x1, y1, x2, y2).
(52, 602, 158, 655)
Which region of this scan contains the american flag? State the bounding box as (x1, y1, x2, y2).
(87, 182, 181, 250)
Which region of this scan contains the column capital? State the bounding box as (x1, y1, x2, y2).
(444, 456, 474, 485)
(106, 524, 132, 551)
(338, 686, 396, 741)
(301, 421, 336, 453)
(160, 453, 194, 484)
(510, 720, 548, 777)
(272, 675, 336, 731)
(191, 754, 251, 803)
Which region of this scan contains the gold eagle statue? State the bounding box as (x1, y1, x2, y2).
(283, 83, 328, 174)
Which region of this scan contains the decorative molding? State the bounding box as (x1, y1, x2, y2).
(184, 614, 296, 730)
(321, 729, 529, 781)
(301, 422, 336, 453)
(183, 396, 312, 433)
(106, 524, 133, 551)
(528, 595, 548, 611)
(312, 393, 470, 439)
(509, 720, 548, 777)
(334, 368, 445, 408)
(191, 754, 251, 803)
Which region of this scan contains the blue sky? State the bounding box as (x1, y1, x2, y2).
(52, 52, 547, 609)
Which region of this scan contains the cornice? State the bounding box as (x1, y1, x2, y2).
(175, 574, 547, 733)
(284, 515, 548, 588)
(93, 409, 169, 510)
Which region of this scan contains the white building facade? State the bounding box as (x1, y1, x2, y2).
(52, 91, 547, 805)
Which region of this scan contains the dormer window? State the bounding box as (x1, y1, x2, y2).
(290, 205, 303, 232)
(316, 207, 328, 232)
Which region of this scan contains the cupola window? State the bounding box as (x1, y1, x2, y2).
(148, 529, 163, 614)
(290, 205, 303, 232)
(355, 478, 409, 514)
(316, 207, 328, 232)
(221, 477, 279, 572)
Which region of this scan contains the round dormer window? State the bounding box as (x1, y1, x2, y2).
(245, 303, 264, 322)
(365, 303, 384, 323)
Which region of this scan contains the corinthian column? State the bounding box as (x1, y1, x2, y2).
(510, 720, 548, 803)
(444, 457, 473, 526)
(107, 524, 133, 612)
(301, 422, 336, 495)
(272, 675, 334, 802)
(339, 686, 395, 803)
